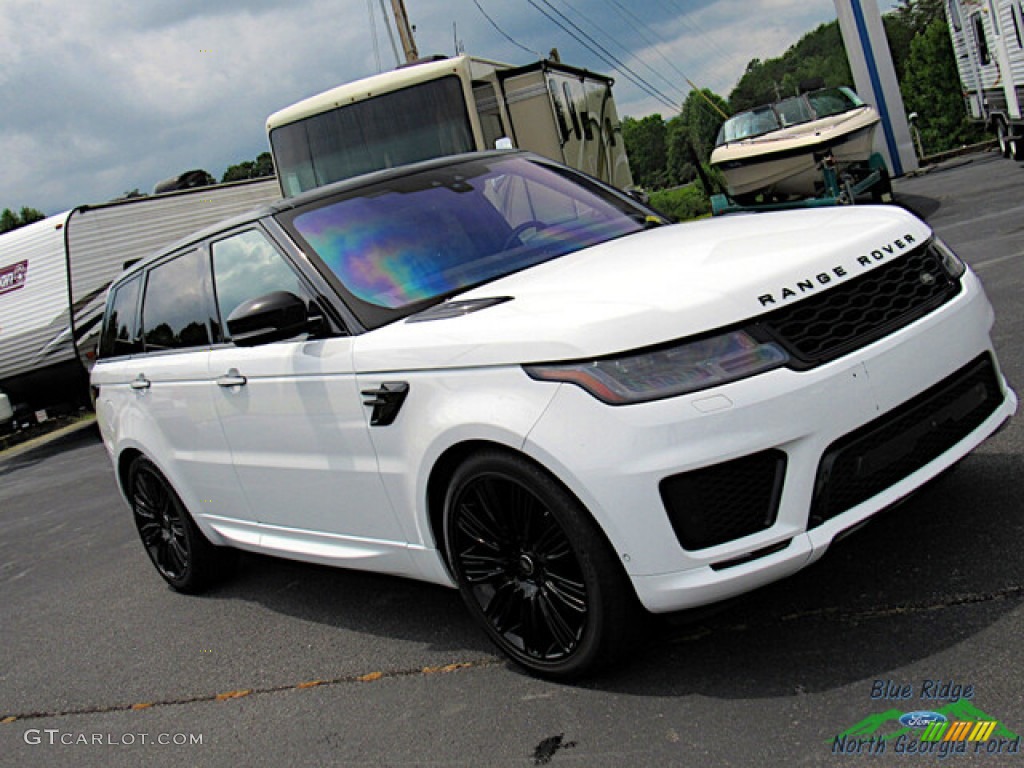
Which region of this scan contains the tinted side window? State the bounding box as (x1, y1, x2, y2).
(141, 250, 215, 352)
(211, 229, 308, 336)
(98, 275, 142, 358)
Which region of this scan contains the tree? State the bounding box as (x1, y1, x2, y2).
(900, 17, 983, 154)
(678, 88, 729, 165)
(222, 151, 275, 183)
(0, 206, 46, 234)
(729, 22, 853, 111)
(621, 115, 669, 189)
(893, 0, 946, 36)
(0, 209, 18, 233)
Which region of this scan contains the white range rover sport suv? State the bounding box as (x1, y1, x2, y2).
(92, 151, 1016, 678)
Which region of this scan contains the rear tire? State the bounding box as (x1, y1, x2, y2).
(443, 450, 642, 679)
(996, 120, 1011, 158)
(1011, 135, 1022, 162)
(128, 456, 234, 593)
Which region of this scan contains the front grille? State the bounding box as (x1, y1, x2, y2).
(756, 243, 961, 367)
(660, 449, 786, 550)
(810, 354, 1004, 528)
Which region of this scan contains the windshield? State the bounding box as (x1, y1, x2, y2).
(716, 87, 867, 145)
(716, 106, 780, 144)
(279, 155, 650, 329)
(806, 87, 864, 118)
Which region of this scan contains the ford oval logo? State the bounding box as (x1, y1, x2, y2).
(899, 711, 948, 728)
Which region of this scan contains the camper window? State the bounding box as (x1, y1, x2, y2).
(973, 12, 992, 64)
(269, 77, 475, 196)
(949, 0, 962, 31)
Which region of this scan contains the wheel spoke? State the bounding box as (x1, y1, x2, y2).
(538, 590, 580, 655)
(138, 521, 163, 548)
(483, 581, 521, 637)
(458, 549, 508, 583)
(544, 571, 588, 613)
(456, 504, 506, 552)
(472, 478, 518, 543)
(167, 536, 189, 573)
(532, 514, 572, 561)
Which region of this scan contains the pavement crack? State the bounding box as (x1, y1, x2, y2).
(0, 657, 500, 724)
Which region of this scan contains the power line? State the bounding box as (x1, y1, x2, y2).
(598, 0, 729, 120)
(471, 0, 544, 58)
(367, 0, 382, 72)
(377, 0, 402, 67)
(551, 0, 688, 105)
(524, 0, 682, 112)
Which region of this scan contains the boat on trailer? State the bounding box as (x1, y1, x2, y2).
(710, 87, 881, 202)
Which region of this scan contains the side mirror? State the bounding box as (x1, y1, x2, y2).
(226, 291, 311, 347)
(626, 187, 650, 206)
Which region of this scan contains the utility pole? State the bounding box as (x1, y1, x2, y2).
(390, 0, 419, 63)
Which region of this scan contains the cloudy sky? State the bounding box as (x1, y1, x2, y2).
(1, 0, 900, 215)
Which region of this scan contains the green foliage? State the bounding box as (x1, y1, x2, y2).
(677, 89, 729, 165)
(621, 115, 669, 189)
(729, 22, 853, 111)
(222, 151, 275, 183)
(900, 18, 984, 153)
(0, 206, 45, 234)
(893, 0, 946, 36)
(648, 184, 710, 222)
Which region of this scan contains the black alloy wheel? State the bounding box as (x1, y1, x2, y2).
(444, 450, 640, 678)
(129, 456, 232, 593)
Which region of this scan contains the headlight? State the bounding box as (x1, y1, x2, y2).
(932, 237, 966, 279)
(523, 330, 789, 405)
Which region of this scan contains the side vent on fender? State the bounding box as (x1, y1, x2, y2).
(361, 382, 410, 426)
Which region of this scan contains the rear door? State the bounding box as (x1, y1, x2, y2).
(109, 248, 248, 526)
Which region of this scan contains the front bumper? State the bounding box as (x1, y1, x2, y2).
(522, 269, 1016, 613)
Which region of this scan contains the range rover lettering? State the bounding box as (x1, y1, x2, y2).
(92, 151, 1017, 678)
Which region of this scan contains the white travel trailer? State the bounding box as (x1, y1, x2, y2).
(946, 0, 1024, 158)
(0, 178, 280, 414)
(266, 55, 635, 197)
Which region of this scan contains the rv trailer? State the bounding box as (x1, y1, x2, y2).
(945, 0, 1024, 158)
(0, 177, 280, 413)
(266, 54, 635, 197)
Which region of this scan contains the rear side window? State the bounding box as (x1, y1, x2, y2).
(98, 275, 142, 359)
(141, 249, 216, 351)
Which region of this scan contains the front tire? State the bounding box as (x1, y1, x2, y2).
(129, 456, 233, 593)
(443, 450, 641, 678)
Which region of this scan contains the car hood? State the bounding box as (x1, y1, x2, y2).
(353, 205, 933, 371)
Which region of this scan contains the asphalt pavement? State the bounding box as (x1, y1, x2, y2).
(1, 151, 1022, 767)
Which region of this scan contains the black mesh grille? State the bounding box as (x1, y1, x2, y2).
(810, 354, 1004, 528)
(756, 244, 961, 367)
(660, 450, 786, 550)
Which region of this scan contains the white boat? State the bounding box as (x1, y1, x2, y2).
(710, 87, 881, 201)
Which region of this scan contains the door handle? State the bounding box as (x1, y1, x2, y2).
(130, 375, 151, 390)
(217, 368, 248, 388)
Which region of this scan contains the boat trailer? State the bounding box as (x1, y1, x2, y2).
(709, 151, 893, 216)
